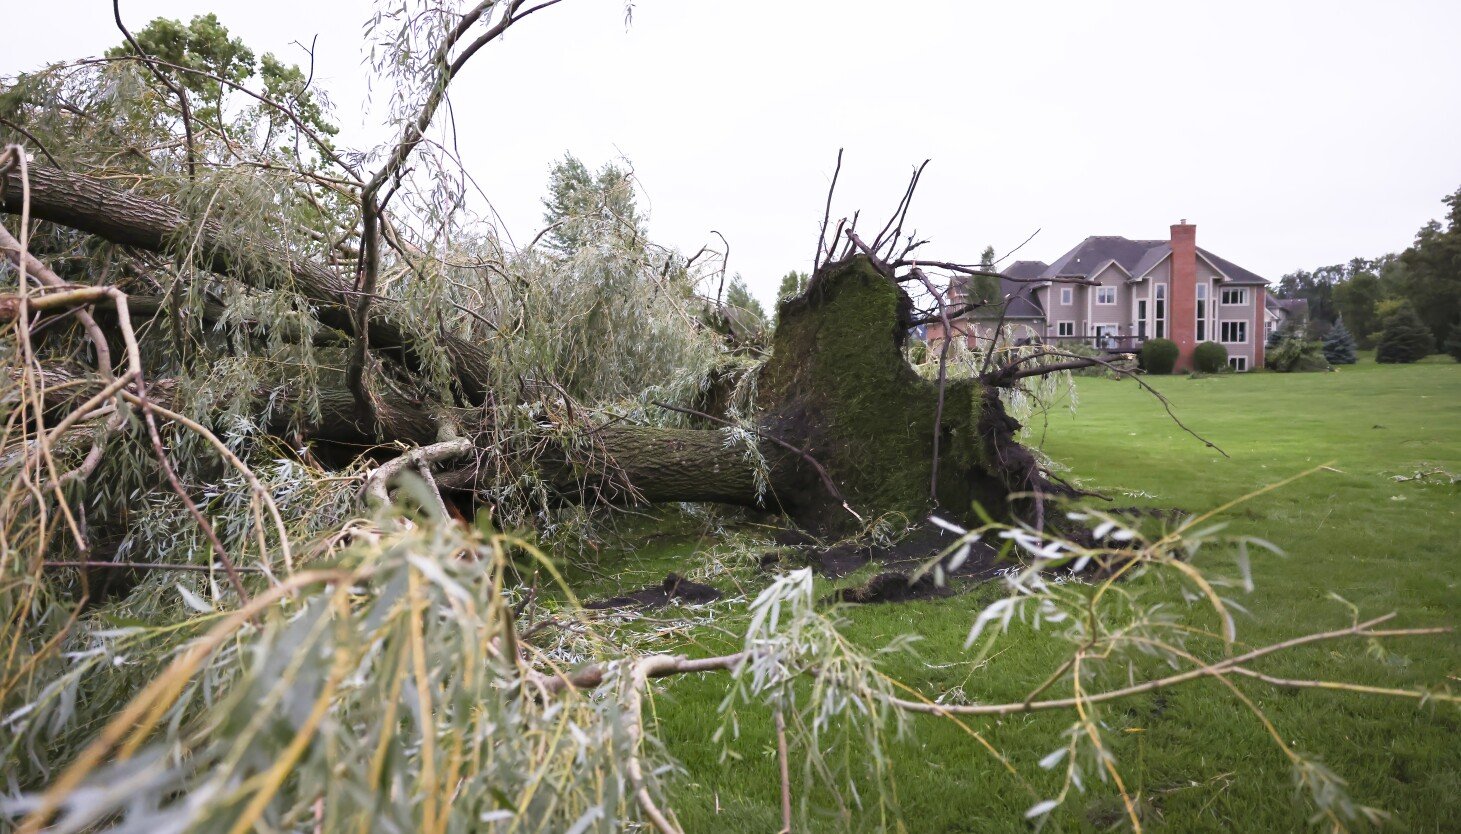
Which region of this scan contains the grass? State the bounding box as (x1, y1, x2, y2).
(572, 355, 1461, 832)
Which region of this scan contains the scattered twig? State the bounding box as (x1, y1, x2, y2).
(44, 560, 267, 574)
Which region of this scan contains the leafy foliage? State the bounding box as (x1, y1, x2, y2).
(1445, 317, 1461, 362)
(1266, 335, 1330, 372)
(1140, 337, 1179, 374)
(541, 153, 643, 255)
(1193, 340, 1229, 373)
(1322, 318, 1358, 364)
(1375, 302, 1436, 364)
(771, 270, 809, 328)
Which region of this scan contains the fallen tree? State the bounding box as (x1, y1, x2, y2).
(2, 6, 1457, 833)
(0, 176, 1061, 529)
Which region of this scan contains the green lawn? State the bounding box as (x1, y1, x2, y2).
(585, 356, 1461, 832)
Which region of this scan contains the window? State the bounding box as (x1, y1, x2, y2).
(1060, 287, 1073, 305)
(1096, 286, 1117, 305)
(1154, 284, 1166, 339)
(1228, 356, 1247, 371)
(1056, 321, 1075, 337)
(1136, 299, 1148, 338)
(1221, 288, 1249, 305)
(1221, 320, 1247, 343)
(1195, 283, 1208, 341)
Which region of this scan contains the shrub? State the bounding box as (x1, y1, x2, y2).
(1192, 341, 1228, 373)
(1141, 338, 1179, 374)
(1322, 319, 1357, 365)
(1059, 341, 1134, 378)
(1266, 336, 1329, 372)
(1375, 303, 1436, 364)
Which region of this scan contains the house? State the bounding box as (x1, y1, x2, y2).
(1265, 297, 1308, 339)
(927, 221, 1269, 371)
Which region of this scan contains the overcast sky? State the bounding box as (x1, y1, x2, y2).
(7, 1, 1461, 304)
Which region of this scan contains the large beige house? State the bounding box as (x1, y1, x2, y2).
(929, 221, 1270, 371)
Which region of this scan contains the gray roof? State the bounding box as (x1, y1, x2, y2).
(1002, 260, 1048, 281)
(1198, 248, 1267, 285)
(1030, 235, 1269, 286)
(1040, 236, 1165, 281)
(994, 260, 1049, 317)
(968, 274, 1046, 320)
(1130, 244, 1170, 279)
(1267, 297, 1308, 316)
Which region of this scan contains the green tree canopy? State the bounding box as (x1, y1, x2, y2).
(771, 269, 809, 328)
(541, 153, 643, 254)
(1322, 318, 1357, 365)
(104, 13, 335, 139)
(1375, 302, 1436, 363)
(1393, 187, 1461, 347)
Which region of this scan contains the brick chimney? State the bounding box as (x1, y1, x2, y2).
(1169, 219, 1197, 370)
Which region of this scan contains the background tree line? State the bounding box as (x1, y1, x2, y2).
(1275, 185, 1461, 359)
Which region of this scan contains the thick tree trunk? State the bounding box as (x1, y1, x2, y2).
(2, 166, 497, 403)
(5, 169, 1059, 530)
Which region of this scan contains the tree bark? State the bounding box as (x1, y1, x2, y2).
(2, 166, 497, 403)
(4, 168, 1060, 529)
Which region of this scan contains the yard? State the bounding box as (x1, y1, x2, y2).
(580, 356, 1461, 831)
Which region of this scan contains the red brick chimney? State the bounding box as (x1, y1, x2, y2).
(1169, 219, 1197, 370)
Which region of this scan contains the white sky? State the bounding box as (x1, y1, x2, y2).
(7, 1, 1461, 305)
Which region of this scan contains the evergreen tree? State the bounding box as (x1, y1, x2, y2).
(541, 154, 643, 254)
(722, 274, 768, 331)
(1374, 303, 1436, 363)
(1322, 318, 1358, 365)
(770, 270, 809, 328)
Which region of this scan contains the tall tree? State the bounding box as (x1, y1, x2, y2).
(540, 153, 643, 254)
(1332, 270, 1386, 346)
(770, 269, 809, 328)
(1322, 318, 1357, 365)
(1375, 302, 1436, 363)
(1393, 186, 1461, 347)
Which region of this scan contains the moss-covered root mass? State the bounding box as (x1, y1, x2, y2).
(758, 255, 1045, 531)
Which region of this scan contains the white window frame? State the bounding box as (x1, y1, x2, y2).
(1095, 286, 1117, 305)
(1221, 288, 1249, 305)
(1195, 283, 1208, 342)
(1056, 321, 1075, 337)
(1153, 283, 1167, 339)
(1220, 320, 1247, 344)
(1228, 356, 1247, 371)
(1060, 287, 1073, 305)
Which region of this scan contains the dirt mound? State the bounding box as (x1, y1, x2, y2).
(812, 542, 876, 578)
(585, 573, 722, 610)
(797, 522, 1003, 582)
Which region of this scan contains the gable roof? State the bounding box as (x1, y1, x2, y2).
(1267, 297, 1308, 316)
(1198, 248, 1267, 285)
(1002, 260, 1049, 281)
(1039, 236, 1165, 281)
(1031, 235, 1269, 286)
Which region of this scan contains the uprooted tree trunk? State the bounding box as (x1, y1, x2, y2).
(4, 168, 1062, 532)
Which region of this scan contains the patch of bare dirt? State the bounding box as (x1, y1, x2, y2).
(585, 573, 722, 610)
(831, 571, 955, 604)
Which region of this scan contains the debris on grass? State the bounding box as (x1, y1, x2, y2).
(584, 572, 723, 609)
